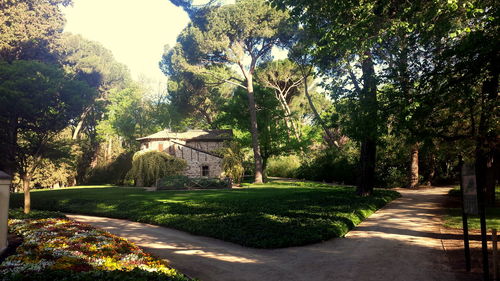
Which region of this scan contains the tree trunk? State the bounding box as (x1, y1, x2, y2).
(275, 91, 301, 141)
(409, 143, 419, 188)
(72, 107, 91, 140)
(262, 155, 268, 180)
(245, 74, 264, 183)
(358, 139, 376, 196)
(302, 75, 338, 148)
(21, 174, 31, 214)
(106, 137, 113, 162)
(356, 54, 378, 196)
(476, 53, 499, 206)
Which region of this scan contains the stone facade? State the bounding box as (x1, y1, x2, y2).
(137, 130, 231, 178)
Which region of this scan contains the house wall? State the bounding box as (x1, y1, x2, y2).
(186, 141, 225, 153)
(140, 139, 224, 178)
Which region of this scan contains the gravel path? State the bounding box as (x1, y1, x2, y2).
(67, 187, 470, 281)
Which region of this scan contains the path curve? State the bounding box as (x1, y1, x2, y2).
(67, 187, 467, 281)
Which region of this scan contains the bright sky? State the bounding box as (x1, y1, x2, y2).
(62, 0, 190, 83)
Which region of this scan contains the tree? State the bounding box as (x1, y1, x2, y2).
(255, 59, 303, 141)
(98, 84, 160, 148)
(287, 37, 341, 148)
(219, 141, 245, 184)
(52, 34, 131, 183)
(219, 85, 304, 175)
(160, 45, 235, 128)
(271, 0, 389, 195)
(414, 0, 499, 203)
(53, 33, 131, 140)
(166, 0, 293, 183)
(0, 60, 95, 213)
(0, 0, 72, 61)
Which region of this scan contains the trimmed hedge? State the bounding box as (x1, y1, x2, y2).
(158, 176, 231, 190)
(8, 209, 66, 220)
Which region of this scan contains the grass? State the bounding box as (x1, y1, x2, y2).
(443, 186, 500, 230)
(9, 180, 399, 248)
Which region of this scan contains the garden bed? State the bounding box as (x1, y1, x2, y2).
(158, 175, 231, 190)
(0, 211, 191, 281)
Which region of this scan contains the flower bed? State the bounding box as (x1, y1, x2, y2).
(0, 218, 190, 281)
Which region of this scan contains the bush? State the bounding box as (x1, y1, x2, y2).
(218, 142, 245, 184)
(8, 209, 66, 220)
(159, 176, 230, 190)
(380, 167, 407, 188)
(266, 155, 301, 178)
(127, 151, 187, 187)
(296, 149, 357, 184)
(85, 152, 134, 185)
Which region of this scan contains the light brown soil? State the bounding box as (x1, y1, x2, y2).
(67, 187, 475, 281)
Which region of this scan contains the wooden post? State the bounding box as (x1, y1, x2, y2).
(493, 229, 498, 281)
(0, 171, 12, 255)
(460, 160, 473, 271)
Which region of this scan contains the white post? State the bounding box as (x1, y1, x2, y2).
(0, 171, 11, 255)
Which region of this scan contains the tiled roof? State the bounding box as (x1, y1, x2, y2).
(0, 170, 11, 179)
(137, 129, 233, 141)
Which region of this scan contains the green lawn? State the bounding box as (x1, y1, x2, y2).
(9, 180, 399, 248)
(444, 187, 500, 230)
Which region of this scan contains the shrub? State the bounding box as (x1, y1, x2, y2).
(127, 151, 187, 187)
(159, 176, 230, 190)
(266, 155, 301, 178)
(218, 142, 245, 184)
(296, 149, 357, 184)
(85, 152, 134, 185)
(8, 209, 66, 220)
(380, 167, 407, 188)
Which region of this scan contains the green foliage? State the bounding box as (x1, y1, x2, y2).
(266, 155, 301, 178)
(159, 176, 230, 190)
(0, 60, 95, 135)
(296, 148, 358, 185)
(0, 0, 72, 61)
(444, 186, 500, 230)
(97, 86, 154, 146)
(127, 151, 187, 187)
(0, 60, 95, 181)
(8, 208, 66, 220)
(30, 159, 75, 188)
(54, 33, 130, 92)
(85, 152, 134, 185)
(219, 85, 307, 170)
(9, 180, 399, 248)
(218, 142, 245, 184)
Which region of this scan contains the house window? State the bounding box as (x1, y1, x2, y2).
(202, 165, 210, 177)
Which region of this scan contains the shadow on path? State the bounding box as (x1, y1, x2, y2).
(67, 187, 475, 281)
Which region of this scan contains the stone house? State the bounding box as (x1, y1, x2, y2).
(136, 129, 232, 178)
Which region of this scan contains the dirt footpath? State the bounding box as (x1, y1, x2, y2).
(67, 187, 474, 281)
